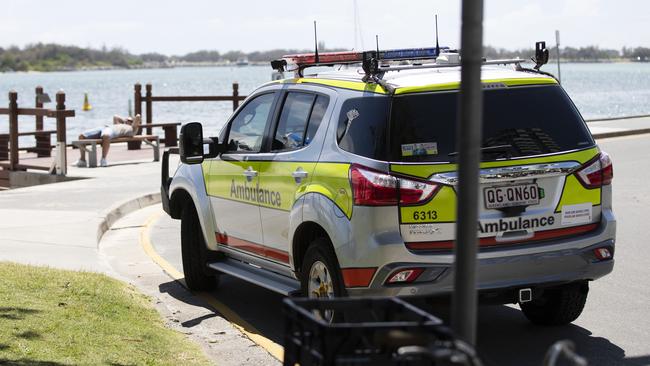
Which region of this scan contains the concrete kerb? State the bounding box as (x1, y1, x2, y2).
(586, 114, 650, 122)
(96, 192, 161, 245)
(592, 128, 650, 140)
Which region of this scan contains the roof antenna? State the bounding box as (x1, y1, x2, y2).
(313, 20, 319, 64)
(375, 34, 380, 55)
(435, 14, 440, 55)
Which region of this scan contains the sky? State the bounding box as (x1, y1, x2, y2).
(1, 0, 648, 55)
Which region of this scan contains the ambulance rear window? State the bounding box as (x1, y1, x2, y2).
(389, 85, 595, 162)
(337, 96, 391, 160)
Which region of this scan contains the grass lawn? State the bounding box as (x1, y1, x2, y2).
(0, 262, 212, 365)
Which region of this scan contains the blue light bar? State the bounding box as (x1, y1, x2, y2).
(379, 47, 449, 60)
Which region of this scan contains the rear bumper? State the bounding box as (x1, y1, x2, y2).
(348, 240, 614, 298)
(345, 209, 616, 298)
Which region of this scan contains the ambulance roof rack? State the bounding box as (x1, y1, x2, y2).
(271, 47, 452, 77)
(270, 41, 554, 83)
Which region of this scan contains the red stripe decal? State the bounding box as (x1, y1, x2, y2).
(216, 233, 290, 264)
(406, 223, 600, 251)
(341, 268, 377, 288)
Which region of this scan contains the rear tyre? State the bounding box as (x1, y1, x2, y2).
(300, 237, 346, 322)
(520, 282, 588, 325)
(181, 201, 218, 291)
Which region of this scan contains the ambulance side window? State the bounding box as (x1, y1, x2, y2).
(305, 95, 329, 145)
(225, 93, 275, 153)
(271, 93, 329, 152)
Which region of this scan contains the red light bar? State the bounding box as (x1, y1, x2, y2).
(283, 51, 363, 66)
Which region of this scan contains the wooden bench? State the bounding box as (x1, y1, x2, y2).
(129, 122, 181, 150)
(0, 130, 56, 160)
(72, 135, 160, 168)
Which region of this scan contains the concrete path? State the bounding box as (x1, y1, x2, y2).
(0, 159, 161, 272)
(0, 153, 278, 364)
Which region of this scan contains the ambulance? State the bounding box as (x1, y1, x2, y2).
(161, 44, 615, 325)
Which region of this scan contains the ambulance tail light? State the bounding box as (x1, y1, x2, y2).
(350, 165, 438, 206)
(575, 152, 613, 189)
(386, 268, 424, 284)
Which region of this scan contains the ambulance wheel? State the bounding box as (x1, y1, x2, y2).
(181, 201, 218, 291)
(301, 237, 346, 322)
(520, 282, 588, 326)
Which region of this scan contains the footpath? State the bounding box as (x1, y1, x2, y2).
(0, 116, 648, 364)
(0, 156, 279, 366)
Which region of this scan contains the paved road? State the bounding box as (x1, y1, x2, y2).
(150, 134, 650, 366)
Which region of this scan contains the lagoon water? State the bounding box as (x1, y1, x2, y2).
(1, 63, 649, 142)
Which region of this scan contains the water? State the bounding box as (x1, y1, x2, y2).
(1, 63, 649, 142)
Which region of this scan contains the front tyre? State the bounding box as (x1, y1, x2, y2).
(181, 201, 218, 291)
(520, 282, 589, 326)
(300, 238, 346, 322)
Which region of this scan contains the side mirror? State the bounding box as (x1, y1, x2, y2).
(180, 122, 205, 164)
(179, 122, 226, 165)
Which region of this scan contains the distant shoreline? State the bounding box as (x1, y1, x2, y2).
(2, 59, 647, 74)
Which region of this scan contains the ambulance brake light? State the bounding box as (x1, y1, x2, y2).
(575, 152, 613, 189)
(350, 165, 439, 206)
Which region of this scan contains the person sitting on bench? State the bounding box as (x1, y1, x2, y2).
(73, 114, 141, 167)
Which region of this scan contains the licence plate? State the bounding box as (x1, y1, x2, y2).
(484, 184, 540, 209)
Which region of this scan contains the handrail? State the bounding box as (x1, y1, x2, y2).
(0, 89, 75, 174)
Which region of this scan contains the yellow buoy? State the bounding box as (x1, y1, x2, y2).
(82, 92, 92, 111)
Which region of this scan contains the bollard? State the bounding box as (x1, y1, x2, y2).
(145, 83, 153, 134)
(55, 91, 67, 175)
(8, 91, 19, 170)
(35, 86, 44, 131)
(129, 83, 143, 150)
(134, 83, 142, 118)
(34, 86, 50, 157)
(233, 83, 239, 111)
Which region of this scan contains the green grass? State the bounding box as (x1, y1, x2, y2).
(0, 262, 212, 365)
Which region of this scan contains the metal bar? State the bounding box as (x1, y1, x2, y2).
(8, 91, 19, 170)
(378, 58, 523, 73)
(451, 0, 484, 346)
(148, 95, 247, 102)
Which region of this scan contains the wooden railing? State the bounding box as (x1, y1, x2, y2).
(130, 82, 247, 149)
(0, 90, 75, 175)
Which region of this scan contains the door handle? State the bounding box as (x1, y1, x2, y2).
(291, 168, 308, 183)
(243, 167, 258, 182)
